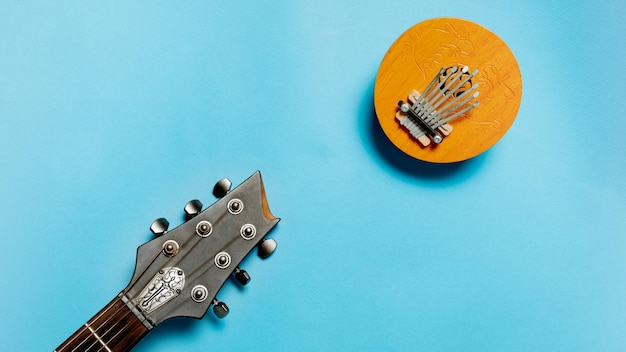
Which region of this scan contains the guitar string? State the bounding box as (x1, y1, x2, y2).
(65, 225, 199, 352)
(67, 300, 134, 352)
(74, 184, 271, 352)
(106, 215, 257, 341)
(61, 292, 135, 352)
(69, 245, 177, 352)
(73, 184, 272, 351)
(64, 252, 161, 352)
(90, 299, 142, 352)
(61, 242, 168, 352)
(76, 204, 238, 352)
(89, 239, 196, 351)
(60, 324, 90, 351)
(80, 239, 193, 352)
(82, 308, 125, 352)
(84, 214, 210, 351)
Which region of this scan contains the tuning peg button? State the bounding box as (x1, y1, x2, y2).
(212, 299, 229, 319)
(234, 267, 251, 286)
(150, 218, 169, 236)
(184, 199, 203, 219)
(213, 178, 232, 198)
(258, 238, 277, 259)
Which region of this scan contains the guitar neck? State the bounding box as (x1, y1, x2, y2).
(55, 295, 150, 352)
(54, 172, 281, 351)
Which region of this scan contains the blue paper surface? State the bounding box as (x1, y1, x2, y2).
(1, 1, 625, 351)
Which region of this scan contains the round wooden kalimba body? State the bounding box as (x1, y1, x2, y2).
(374, 18, 522, 163)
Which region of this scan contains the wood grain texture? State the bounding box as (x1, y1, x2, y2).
(374, 18, 522, 163)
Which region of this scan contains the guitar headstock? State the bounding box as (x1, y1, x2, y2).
(120, 171, 279, 327)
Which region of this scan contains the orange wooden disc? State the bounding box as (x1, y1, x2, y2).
(374, 18, 522, 163)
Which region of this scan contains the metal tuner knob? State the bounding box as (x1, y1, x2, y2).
(234, 267, 251, 286)
(150, 218, 169, 236)
(258, 238, 277, 259)
(184, 199, 203, 219)
(213, 178, 232, 198)
(212, 299, 229, 319)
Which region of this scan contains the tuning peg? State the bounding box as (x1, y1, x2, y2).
(213, 178, 231, 198)
(212, 299, 229, 319)
(150, 218, 169, 236)
(184, 199, 203, 219)
(258, 238, 277, 259)
(234, 267, 251, 286)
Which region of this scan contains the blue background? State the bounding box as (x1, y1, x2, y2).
(1, 1, 625, 351)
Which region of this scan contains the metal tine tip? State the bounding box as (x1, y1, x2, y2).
(419, 66, 467, 117)
(412, 67, 448, 112)
(402, 66, 480, 140)
(421, 69, 479, 125)
(403, 67, 450, 137)
(426, 66, 478, 121)
(410, 66, 461, 127)
(423, 66, 458, 105)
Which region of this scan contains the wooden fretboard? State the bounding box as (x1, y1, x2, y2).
(55, 296, 150, 352)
